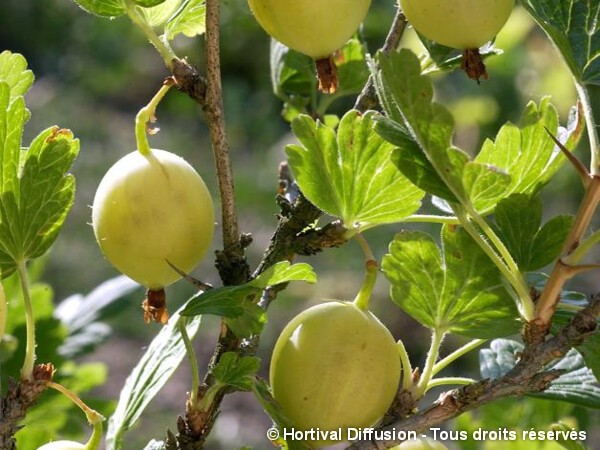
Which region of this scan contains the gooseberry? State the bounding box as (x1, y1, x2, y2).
(92, 149, 214, 321)
(270, 301, 400, 447)
(400, 0, 515, 80)
(36, 441, 85, 450)
(391, 437, 449, 449)
(247, 0, 372, 92)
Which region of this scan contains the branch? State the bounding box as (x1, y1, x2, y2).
(344, 295, 600, 450)
(0, 364, 54, 450)
(354, 9, 407, 112)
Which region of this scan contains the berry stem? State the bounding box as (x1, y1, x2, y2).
(178, 317, 200, 411)
(18, 260, 35, 381)
(45, 380, 104, 450)
(135, 81, 173, 157)
(397, 339, 414, 391)
(353, 233, 377, 311)
(425, 376, 476, 392)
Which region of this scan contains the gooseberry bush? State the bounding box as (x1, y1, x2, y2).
(1, 0, 600, 449)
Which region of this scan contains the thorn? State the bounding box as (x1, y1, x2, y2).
(544, 126, 590, 186)
(166, 259, 213, 291)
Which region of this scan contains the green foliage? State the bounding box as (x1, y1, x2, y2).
(105, 307, 202, 450)
(521, 0, 600, 84)
(181, 262, 316, 337)
(374, 50, 582, 214)
(286, 110, 424, 230)
(494, 194, 573, 271)
(270, 37, 369, 121)
(480, 339, 600, 409)
(163, 0, 206, 40)
(72, 0, 126, 18)
(382, 226, 520, 338)
(0, 52, 79, 278)
(211, 352, 260, 391)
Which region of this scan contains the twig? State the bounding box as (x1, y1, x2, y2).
(0, 364, 54, 450)
(354, 9, 407, 112)
(344, 295, 600, 450)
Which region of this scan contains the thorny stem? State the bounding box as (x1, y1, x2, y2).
(135, 81, 173, 157)
(535, 176, 600, 327)
(178, 318, 200, 411)
(18, 261, 35, 381)
(354, 9, 407, 111)
(124, 0, 177, 69)
(204, 0, 245, 275)
(432, 339, 486, 376)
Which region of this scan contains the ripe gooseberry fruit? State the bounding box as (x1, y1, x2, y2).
(270, 301, 400, 447)
(36, 441, 85, 450)
(400, 0, 515, 80)
(247, 0, 372, 93)
(391, 437, 449, 449)
(92, 149, 214, 323)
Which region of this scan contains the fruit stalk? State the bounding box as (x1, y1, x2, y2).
(135, 81, 173, 157)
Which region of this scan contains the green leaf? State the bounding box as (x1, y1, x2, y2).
(0, 51, 34, 101)
(382, 226, 520, 338)
(520, 0, 600, 84)
(462, 161, 511, 213)
(164, 0, 206, 40)
(373, 49, 466, 204)
(420, 40, 502, 74)
(135, 0, 166, 7)
(140, 0, 183, 26)
(481, 339, 600, 409)
(550, 422, 588, 450)
(271, 40, 314, 101)
(181, 262, 316, 337)
(71, 0, 126, 17)
(286, 110, 424, 229)
(105, 306, 202, 450)
(475, 98, 583, 210)
(251, 378, 311, 450)
(250, 261, 316, 288)
(0, 126, 79, 277)
(212, 352, 260, 391)
(333, 37, 369, 97)
(494, 194, 573, 271)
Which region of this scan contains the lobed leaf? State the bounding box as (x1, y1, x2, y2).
(164, 0, 206, 40)
(382, 226, 520, 338)
(521, 0, 600, 84)
(481, 339, 600, 409)
(71, 0, 126, 17)
(181, 262, 316, 337)
(212, 352, 260, 391)
(494, 194, 573, 271)
(0, 51, 34, 101)
(286, 110, 424, 229)
(140, 0, 184, 27)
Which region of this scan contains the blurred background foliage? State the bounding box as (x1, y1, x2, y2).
(0, 0, 597, 449)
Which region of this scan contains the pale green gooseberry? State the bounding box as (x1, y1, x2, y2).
(92, 149, 214, 290)
(247, 0, 372, 59)
(400, 0, 515, 49)
(270, 301, 401, 447)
